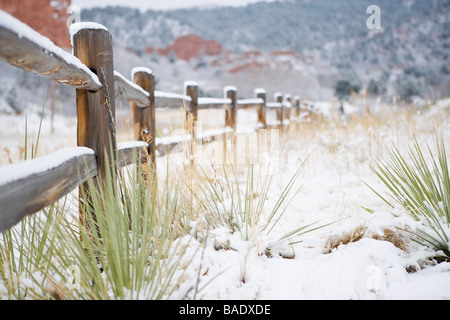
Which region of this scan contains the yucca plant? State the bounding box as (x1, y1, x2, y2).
(0, 204, 61, 299)
(44, 154, 197, 300)
(0, 152, 198, 300)
(0, 96, 60, 299)
(368, 135, 450, 260)
(192, 155, 325, 253)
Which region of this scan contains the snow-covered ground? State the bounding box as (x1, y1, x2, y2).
(0, 98, 449, 300)
(161, 98, 450, 300)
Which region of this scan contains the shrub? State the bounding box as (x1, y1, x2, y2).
(368, 135, 450, 261)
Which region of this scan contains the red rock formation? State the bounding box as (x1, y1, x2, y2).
(243, 50, 262, 59)
(203, 39, 222, 56)
(0, 0, 71, 48)
(158, 34, 222, 61)
(271, 50, 297, 57)
(228, 60, 263, 74)
(145, 46, 155, 54)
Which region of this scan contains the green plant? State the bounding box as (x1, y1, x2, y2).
(0, 204, 61, 299)
(367, 135, 450, 260)
(0, 92, 56, 299)
(45, 155, 196, 299)
(192, 155, 326, 252)
(0, 151, 197, 300)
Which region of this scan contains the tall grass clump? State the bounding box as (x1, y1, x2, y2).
(0, 152, 196, 299)
(45, 155, 195, 299)
(192, 156, 325, 253)
(368, 135, 450, 260)
(0, 205, 61, 299)
(0, 99, 59, 299)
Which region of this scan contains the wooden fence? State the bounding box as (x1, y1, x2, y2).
(0, 13, 310, 233)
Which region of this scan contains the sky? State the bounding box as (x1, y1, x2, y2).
(71, 0, 276, 11)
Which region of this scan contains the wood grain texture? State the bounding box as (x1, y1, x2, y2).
(73, 27, 117, 180)
(225, 88, 237, 130)
(0, 151, 97, 232)
(255, 91, 267, 128)
(117, 143, 149, 168)
(132, 70, 156, 170)
(73, 27, 117, 226)
(114, 72, 150, 108)
(0, 25, 101, 91)
(185, 83, 199, 164)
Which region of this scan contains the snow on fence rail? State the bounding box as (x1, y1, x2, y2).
(0, 11, 309, 232)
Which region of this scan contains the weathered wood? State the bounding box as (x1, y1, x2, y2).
(0, 13, 101, 91)
(185, 83, 199, 122)
(0, 148, 97, 232)
(73, 26, 117, 178)
(237, 98, 264, 110)
(117, 142, 149, 168)
(275, 93, 284, 129)
(73, 26, 117, 225)
(155, 128, 232, 157)
(185, 82, 199, 163)
(285, 94, 292, 121)
(155, 91, 192, 110)
(114, 71, 150, 108)
(132, 69, 156, 171)
(266, 102, 283, 109)
(155, 135, 192, 157)
(255, 89, 267, 128)
(225, 86, 237, 130)
(295, 96, 301, 117)
(198, 97, 231, 110)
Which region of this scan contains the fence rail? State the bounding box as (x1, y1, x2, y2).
(0, 11, 311, 232)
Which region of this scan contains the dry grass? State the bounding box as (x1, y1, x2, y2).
(324, 225, 409, 254)
(324, 226, 367, 253)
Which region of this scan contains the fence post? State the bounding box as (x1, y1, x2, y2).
(255, 88, 266, 128)
(73, 25, 117, 226)
(285, 94, 292, 122)
(132, 68, 156, 175)
(225, 86, 237, 130)
(185, 82, 199, 164)
(295, 96, 300, 117)
(275, 92, 283, 129)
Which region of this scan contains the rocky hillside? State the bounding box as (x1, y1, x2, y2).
(0, 0, 70, 48)
(81, 0, 450, 102)
(0, 0, 449, 116)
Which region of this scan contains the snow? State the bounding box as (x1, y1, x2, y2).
(0, 11, 102, 88)
(0, 147, 94, 186)
(223, 85, 237, 93)
(237, 98, 264, 105)
(266, 102, 282, 109)
(114, 71, 150, 97)
(69, 22, 108, 38)
(198, 97, 232, 105)
(159, 98, 450, 300)
(130, 66, 154, 79)
(156, 134, 191, 147)
(117, 141, 149, 150)
(184, 81, 199, 90)
(0, 97, 449, 300)
(155, 90, 192, 102)
(196, 127, 233, 140)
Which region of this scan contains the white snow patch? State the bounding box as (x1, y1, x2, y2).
(69, 22, 108, 38)
(130, 66, 154, 79)
(0, 147, 94, 186)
